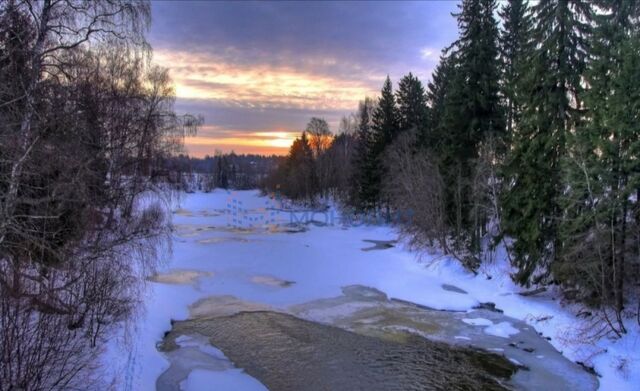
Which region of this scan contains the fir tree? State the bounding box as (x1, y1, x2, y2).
(501, 0, 591, 285)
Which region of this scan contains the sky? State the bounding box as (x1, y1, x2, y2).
(149, 1, 460, 157)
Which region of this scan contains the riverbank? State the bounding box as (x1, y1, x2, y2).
(104, 190, 637, 390)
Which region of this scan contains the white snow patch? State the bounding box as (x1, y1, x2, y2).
(509, 357, 524, 366)
(462, 318, 493, 327)
(102, 190, 640, 390)
(484, 321, 520, 338)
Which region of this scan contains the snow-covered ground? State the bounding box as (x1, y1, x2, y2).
(104, 190, 639, 390)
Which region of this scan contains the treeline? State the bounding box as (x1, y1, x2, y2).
(0, 1, 197, 389)
(264, 0, 640, 336)
(165, 153, 283, 192)
(262, 116, 354, 202)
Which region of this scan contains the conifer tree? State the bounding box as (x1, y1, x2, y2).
(437, 0, 504, 254)
(349, 98, 378, 210)
(286, 132, 317, 202)
(425, 53, 455, 150)
(372, 76, 400, 147)
(396, 73, 428, 133)
(498, 0, 531, 137)
(557, 0, 639, 333)
(371, 76, 400, 214)
(501, 0, 591, 285)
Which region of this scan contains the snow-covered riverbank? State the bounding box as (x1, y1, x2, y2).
(105, 190, 638, 390)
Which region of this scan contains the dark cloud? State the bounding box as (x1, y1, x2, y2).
(149, 1, 460, 155)
(175, 99, 348, 133)
(151, 1, 457, 75)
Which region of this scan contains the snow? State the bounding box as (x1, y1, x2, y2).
(509, 358, 524, 366)
(462, 317, 494, 326)
(484, 321, 520, 338)
(462, 317, 520, 339)
(103, 190, 639, 390)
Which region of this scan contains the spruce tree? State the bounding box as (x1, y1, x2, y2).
(501, 0, 591, 285)
(425, 53, 455, 150)
(286, 132, 317, 201)
(437, 0, 504, 254)
(451, 0, 504, 152)
(371, 76, 400, 214)
(498, 0, 531, 138)
(372, 76, 400, 147)
(396, 73, 428, 134)
(557, 0, 639, 332)
(349, 98, 378, 211)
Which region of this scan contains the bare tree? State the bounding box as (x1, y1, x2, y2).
(0, 0, 150, 247)
(305, 117, 332, 158)
(384, 131, 449, 254)
(0, 1, 198, 388)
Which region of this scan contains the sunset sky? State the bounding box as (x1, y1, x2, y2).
(149, 1, 459, 157)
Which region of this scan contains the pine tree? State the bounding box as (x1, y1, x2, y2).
(501, 0, 591, 285)
(396, 73, 428, 133)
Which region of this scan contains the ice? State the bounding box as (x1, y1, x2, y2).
(100, 190, 640, 390)
(484, 321, 520, 338)
(462, 318, 493, 326)
(180, 369, 267, 391)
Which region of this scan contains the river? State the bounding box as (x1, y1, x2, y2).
(110, 190, 598, 390)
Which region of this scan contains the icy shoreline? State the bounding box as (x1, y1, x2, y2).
(103, 190, 638, 390)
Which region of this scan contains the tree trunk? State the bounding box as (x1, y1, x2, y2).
(0, 0, 51, 246)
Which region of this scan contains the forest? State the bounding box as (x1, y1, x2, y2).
(263, 0, 640, 338)
(165, 153, 283, 192)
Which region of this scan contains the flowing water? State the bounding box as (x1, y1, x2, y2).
(159, 311, 516, 391)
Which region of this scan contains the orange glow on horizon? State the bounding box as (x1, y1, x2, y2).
(183, 130, 299, 157)
(154, 48, 378, 157)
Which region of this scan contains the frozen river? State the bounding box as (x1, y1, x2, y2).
(106, 190, 598, 390)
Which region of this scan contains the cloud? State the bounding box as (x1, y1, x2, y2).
(150, 2, 458, 70)
(149, 1, 460, 155)
(420, 47, 437, 60)
(154, 49, 380, 111)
